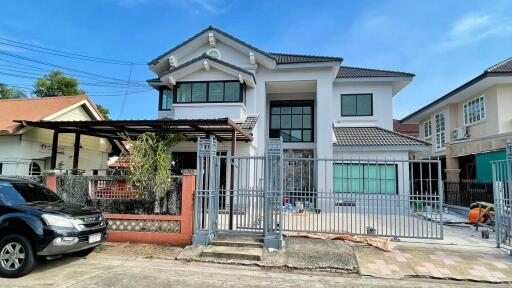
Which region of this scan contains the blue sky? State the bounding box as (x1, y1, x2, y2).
(1, 0, 511, 120)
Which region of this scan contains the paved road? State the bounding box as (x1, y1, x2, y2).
(1, 254, 509, 288)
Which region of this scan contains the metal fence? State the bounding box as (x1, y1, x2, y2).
(281, 157, 444, 239)
(193, 138, 444, 248)
(492, 159, 512, 248)
(444, 179, 494, 207)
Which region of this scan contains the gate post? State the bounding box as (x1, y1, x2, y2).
(193, 137, 218, 246)
(264, 138, 284, 249)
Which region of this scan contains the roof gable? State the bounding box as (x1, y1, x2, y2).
(0, 95, 103, 134)
(160, 53, 256, 87)
(149, 25, 276, 70)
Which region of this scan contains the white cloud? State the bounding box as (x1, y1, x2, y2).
(435, 13, 512, 51)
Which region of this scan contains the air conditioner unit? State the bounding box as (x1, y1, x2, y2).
(451, 127, 470, 141)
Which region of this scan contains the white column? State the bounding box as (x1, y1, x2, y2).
(254, 78, 267, 156)
(315, 74, 334, 193)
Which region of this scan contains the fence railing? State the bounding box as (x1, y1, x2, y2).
(89, 179, 142, 199)
(492, 159, 512, 248)
(444, 179, 494, 207)
(280, 157, 444, 239)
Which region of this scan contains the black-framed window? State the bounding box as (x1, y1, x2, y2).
(159, 89, 173, 110)
(173, 81, 244, 104)
(341, 94, 373, 116)
(270, 101, 314, 142)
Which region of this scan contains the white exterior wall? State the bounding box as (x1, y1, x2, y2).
(0, 135, 109, 176)
(333, 82, 394, 130)
(170, 103, 247, 121)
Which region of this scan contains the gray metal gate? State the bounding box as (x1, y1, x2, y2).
(281, 157, 444, 239)
(193, 138, 444, 248)
(492, 159, 512, 248)
(193, 138, 283, 248)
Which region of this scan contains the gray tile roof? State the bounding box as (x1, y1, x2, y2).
(333, 126, 429, 146)
(269, 53, 343, 64)
(337, 66, 415, 78)
(236, 115, 258, 130)
(486, 57, 512, 73)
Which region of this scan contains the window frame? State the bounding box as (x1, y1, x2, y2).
(423, 120, 432, 139)
(269, 100, 314, 143)
(172, 81, 245, 104)
(340, 93, 373, 117)
(159, 88, 174, 110)
(333, 163, 399, 194)
(463, 95, 486, 126)
(435, 112, 446, 151)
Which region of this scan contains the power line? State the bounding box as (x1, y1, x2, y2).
(118, 63, 134, 118)
(0, 37, 147, 65)
(0, 50, 149, 88)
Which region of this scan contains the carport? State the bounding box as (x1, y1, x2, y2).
(16, 118, 253, 170)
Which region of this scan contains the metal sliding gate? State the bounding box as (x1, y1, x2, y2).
(193, 138, 444, 248)
(281, 157, 444, 239)
(493, 159, 512, 249)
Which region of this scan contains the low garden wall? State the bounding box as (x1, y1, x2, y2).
(44, 171, 195, 245)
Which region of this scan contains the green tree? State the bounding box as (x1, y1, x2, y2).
(121, 132, 183, 199)
(96, 104, 111, 120)
(0, 83, 26, 99)
(33, 70, 85, 97)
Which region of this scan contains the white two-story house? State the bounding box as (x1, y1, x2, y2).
(147, 26, 428, 193)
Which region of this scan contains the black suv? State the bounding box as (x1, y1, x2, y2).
(0, 177, 107, 278)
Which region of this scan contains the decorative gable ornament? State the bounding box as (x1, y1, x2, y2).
(249, 52, 256, 65)
(208, 32, 216, 47)
(168, 56, 177, 67)
(207, 48, 221, 60)
(167, 75, 176, 85)
(203, 60, 210, 71)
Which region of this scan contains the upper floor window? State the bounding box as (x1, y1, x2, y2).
(341, 94, 373, 116)
(159, 89, 173, 110)
(423, 120, 432, 139)
(175, 81, 243, 104)
(463, 96, 485, 125)
(435, 112, 446, 150)
(270, 101, 313, 142)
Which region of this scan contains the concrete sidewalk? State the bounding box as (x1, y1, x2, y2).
(1, 253, 509, 288)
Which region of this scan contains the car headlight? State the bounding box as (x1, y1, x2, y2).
(41, 214, 75, 228)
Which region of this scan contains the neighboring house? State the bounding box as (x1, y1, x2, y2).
(0, 95, 113, 175)
(147, 26, 428, 193)
(393, 119, 419, 138)
(401, 57, 512, 183)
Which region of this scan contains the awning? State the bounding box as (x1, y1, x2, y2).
(16, 118, 253, 142)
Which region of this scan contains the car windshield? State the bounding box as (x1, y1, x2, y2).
(0, 181, 62, 205)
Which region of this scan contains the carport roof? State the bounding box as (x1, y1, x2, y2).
(16, 118, 253, 142)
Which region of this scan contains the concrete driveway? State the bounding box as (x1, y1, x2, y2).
(1, 253, 509, 288)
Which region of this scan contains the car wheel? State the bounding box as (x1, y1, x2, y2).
(0, 234, 36, 278)
(70, 247, 96, 258)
